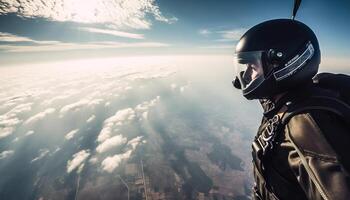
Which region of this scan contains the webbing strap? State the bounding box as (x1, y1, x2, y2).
(281, 96, 350, 127)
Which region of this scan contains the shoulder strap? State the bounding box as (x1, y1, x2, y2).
(281, 95, 350, 127)
(279, 95, 350, 200)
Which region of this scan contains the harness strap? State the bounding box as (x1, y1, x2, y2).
(252, 95, 350, 199)
(281, 95, 350, 126)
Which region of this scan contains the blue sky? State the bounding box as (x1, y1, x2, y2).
(0, 0, 349, 67)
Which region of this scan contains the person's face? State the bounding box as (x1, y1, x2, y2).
(242, 62, 263, 84)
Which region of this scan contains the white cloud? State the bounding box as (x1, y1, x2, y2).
(126, 70, 176, 81)
(0, 150, 14, 159)
(97, 127, 113, 143)
(217, 28, 246, 42)
(127, 136, 143, 150)
(86, 115, 96, 123)
(0, 118, 21, 127)
(67, 150, 90, 173)
(124, 86, 133, 91)
(0, 32, 59, 44)
(6, 103, 33, 117)
(65, 129, 79, 140)
(97, 108, 135, 142)
(0, 0, 176, 30)
(31, 149, 50, 163)
(25, 130, 35, 136)
(101, 150, 132, 173)
(199, 29, 211, 36)
(52, 147, 61, 154)
(41, 94, 72, 106)
(0, 127, 15, 139)
(89, 157, 98, 164)
(180, 86, 186, 93)
(200, 45, 235, 49)
(80, 27, 144, 39)
(0, 32, 35, 42)
(96, 134, 127, 153)
(135, 96, 160, 113)
(0, 41, 169, 53)
(180, 84, 190, 93)
(60, 99, 102, 117)
(25, 108, 56, 124)
(142, 111, 148, 119)
(170, 83, 177, 90)
(0, 103, 31, 139)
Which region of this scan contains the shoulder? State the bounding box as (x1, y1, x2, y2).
(284, 110, 339, 160)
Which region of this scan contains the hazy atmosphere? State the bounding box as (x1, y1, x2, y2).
(0, 0, 349, 200)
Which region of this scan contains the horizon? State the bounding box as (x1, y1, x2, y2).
(0, 0, 349, 69)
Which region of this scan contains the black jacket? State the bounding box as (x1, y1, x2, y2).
(252, 86, 350, 200)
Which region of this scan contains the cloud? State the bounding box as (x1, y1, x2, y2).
(179, 83, 190, 93)
(89, 157, 98, 164)
(0, 118, 21, 127)
(65, 129, 79, 140)
(0, 127, 15, 139)
(101, 150, 132, 173)
(0, 41, 169, 53)
(31, 149, 50, 163)
(97, 108, 135, 142)
(170, 83, 177, 90)
(79, 27, 144, 39)
(200, 44, 235, 49)
(0, 150, 14, 159)
(25, 108, 56, 124)
(6, 103, 33, 117)
(25, 130, 35, 136)
(0, 32, 59, 44)
(126, 70, 176, 81)
(217, 28, 246, 42)
(0, 103, 32, 139)
(0, 0, 176, 30)
(198, 29, 211, 36)
(127, 136, 143, 150)
(41, 94, 72, 106)
(86, 115, 96, 123)
(52, 147, 61, 155)
(60, 99, 103, 117)
(60, 100, 88, 115)
(67, 149, 90, 173)
(135, 96, 160, 119)
(96, 135, 127, 153)
(134, 96, 160, 113)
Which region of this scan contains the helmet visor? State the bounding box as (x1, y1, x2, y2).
(234, 51, 265, 91)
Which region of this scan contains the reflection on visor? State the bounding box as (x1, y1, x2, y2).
(234, 51, 265, 90)
(242, 63, 262, 84)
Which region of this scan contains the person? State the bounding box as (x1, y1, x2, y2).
(232, 19, 350, 200)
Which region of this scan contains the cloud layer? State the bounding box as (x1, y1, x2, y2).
(25, 108, 56, 124)
(0, 0, 176, 30)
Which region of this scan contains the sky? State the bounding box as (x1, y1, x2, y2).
(0, 0, 349, 68)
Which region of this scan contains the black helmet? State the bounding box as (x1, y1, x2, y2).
(233, 19, 320, 100)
